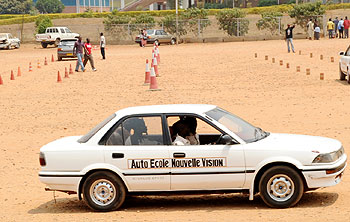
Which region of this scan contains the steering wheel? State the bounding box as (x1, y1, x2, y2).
(214, 134, 223, 145)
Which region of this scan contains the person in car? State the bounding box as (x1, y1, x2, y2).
(173, 121, 191, 145)
(183, 116, 200, 145)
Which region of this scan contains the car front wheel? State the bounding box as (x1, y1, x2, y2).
(82, 171, 126, 212)
(259, 166, 304, 208)
(170, 38, 176, 45)
(340, 65, 346, 80)
(41, 42, 48, 48)
(347, 69, 350, 84)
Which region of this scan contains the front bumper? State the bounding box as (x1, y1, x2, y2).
(302, 154, 347, 188)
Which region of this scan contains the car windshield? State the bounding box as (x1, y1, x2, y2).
(60, 40, 76, 46)
(205, 108, 269, 143)
(78, 113, 116, 143)
(65, 28, 72, 33)
(146, 30, 154, 35)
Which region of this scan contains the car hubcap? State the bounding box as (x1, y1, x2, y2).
(267, 174, 294, 202)
(90, 179, 116, 206)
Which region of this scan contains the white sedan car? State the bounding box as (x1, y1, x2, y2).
(339, 48, 350, 84)
(39, 104, 346, 211)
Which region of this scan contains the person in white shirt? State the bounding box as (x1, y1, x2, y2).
(100, 33, 106, 59)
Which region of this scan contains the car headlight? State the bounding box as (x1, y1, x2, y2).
(313, 146, 344, 163)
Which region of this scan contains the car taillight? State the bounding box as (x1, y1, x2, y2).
(58, 48, 62, 51)
(148, 36, 150, 39)
(39, 152, 46, 166)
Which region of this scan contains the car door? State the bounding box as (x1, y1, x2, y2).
(103, 115, 171, 191)
(160, 30, 169, 43)
(155, 30, 163, 42)
(60, 28, 67, 39)
(166, 115, 246, 190)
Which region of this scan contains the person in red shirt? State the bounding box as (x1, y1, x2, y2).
(83, 38, 97, 71)
(344, 16, 350, 38)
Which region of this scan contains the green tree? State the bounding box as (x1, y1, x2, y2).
(288, 1, 325, 30)
(0, 0, 32, 14)
(159, 15, 187, 37)
(258, 0, 278, 7)
(216, 8, 249, 36)
(35, 0, 64, 14)
(256, 11, 283, 35)
(181, 7, 211, 36)
(35, 15, 53, 34)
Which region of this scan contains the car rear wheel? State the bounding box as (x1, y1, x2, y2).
(155, 39, 159, 46)
(347, 69, 350, 84)
(82, 171, 126, 212)
(41, 42, 48, 48)
(171, 38, 176, 45)
(57, 56, 62, 61)
(259, 166, 304, 208)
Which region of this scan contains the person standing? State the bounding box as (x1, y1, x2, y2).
(314, 24, 320, 40)
(100, 32, 106, 60)
(338, 18, 344, 39)
(73, 36, 85, 72)
(333, 17, 339, 38)
(83, 38, 97, 71)
(285, 24, 295, 53)
(327, 18, 335, 38)
(307, 19, 314, 40)
(344, 16, 350, 38)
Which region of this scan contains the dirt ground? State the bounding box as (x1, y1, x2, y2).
(1, 39, 350, 221)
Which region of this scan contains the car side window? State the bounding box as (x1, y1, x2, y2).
(156, 30, 162, 35)
(167, 115, 227, 145)
(106, 116, 164, 146)
(161, 30, 167, 35)
(61, 28, 65, 33)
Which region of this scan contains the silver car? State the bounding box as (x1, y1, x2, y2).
(135, 29, 176, 46)
(0, 33, 20, 49)
(57, 38, 77, 61)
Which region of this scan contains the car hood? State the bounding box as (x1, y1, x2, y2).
(253, 133, 342, 154)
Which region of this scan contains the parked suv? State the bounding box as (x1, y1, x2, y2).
(35, 27, 79, 48)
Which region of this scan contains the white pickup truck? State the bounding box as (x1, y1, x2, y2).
(0, 33, 20, 49)
(35, 27, 79, 48)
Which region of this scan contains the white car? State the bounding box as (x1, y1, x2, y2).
(0, 33, 20, 49)
(339, 48, 350, 84)
(39, 104, 346, 211)
(35, 27, 79, 48)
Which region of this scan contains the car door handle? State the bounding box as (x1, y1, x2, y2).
(112, 153, 124, 159)
(173, 153, 186, 158)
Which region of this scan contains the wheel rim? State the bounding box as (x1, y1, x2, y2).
(267, 174, 295, 202)
(89, 179, 116, 206)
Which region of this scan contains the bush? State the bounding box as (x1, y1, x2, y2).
(181, 8, 211, 36)
(288, 1, 325, 30)
(256, 11, 283, 35)
(258, 0, 278, 7)
(35, 15, 53, 34)
(159, 15, 187, 37)
(216, 8, 249, 36)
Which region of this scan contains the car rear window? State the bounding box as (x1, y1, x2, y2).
(78, 113, 116, 143)
(147, 30, 154, 35)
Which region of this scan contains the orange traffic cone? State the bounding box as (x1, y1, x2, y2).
(29, 62, 33, 72)
(153, 57, 159, 77)
(10, 70, 15, 80)
(144, 59, 150, 85)
(69, 64, 73, 75)
(37, 60, 41, 69)
(149, 67, 160, 91)
(64, 67, 69, 78)
(44, 57, 48, 65)
(57, 71, 62, 83)
(0, 75, 3, 85)
(17, 66, 21, 77)
(51, 54, 55, 62)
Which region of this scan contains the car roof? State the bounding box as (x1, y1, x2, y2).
(115, 104, 217, 116)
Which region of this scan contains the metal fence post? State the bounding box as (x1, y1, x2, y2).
(237, 19, 240, 37)
(198, 19, 201, 37)
(278, 17, 281, 35)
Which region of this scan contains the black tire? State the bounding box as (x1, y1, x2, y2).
(259, 166, 304, 208)
(347, 69, 350, 84)
(82, 171, 126, 212)
(155, 39, 159, 46)
(57, 56, 62, 61)
(41, 42, 48, 48)
(139, 42, 142, 47)
(340, 65, 346, 80)
(170, 38, 176, 45)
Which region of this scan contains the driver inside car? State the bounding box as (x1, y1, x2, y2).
(173, 121, 191, 145)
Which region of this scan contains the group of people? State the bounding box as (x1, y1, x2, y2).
(307, 19, 322, 40)
(326, 17, 350, 39)
(73, 33, 106, 72)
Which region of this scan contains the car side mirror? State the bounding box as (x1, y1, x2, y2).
(220, 135, 235, 145)
(340, 51, 344, 55)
